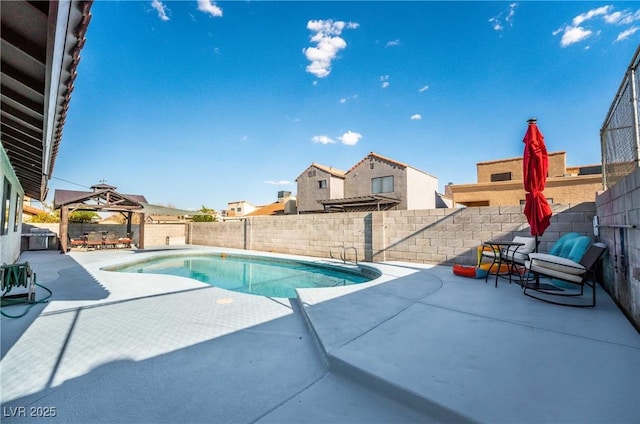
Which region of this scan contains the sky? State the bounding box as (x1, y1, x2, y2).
(48, 1, 640, 212)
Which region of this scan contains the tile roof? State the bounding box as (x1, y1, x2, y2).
(246, 202, 285, 216)
(296, 163, 346, 181)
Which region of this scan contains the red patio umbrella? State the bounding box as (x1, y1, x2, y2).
(523, 119, 552, 239)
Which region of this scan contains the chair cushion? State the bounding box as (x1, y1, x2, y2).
(512, 236, 536, 254)
(566, 236, 593, 263)
(549, 232, 581, 257)
(527, 253, 586, 275)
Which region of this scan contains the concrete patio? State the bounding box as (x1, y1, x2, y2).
(1, 247, 639, 423)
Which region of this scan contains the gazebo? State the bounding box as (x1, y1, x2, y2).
(54, 183, 197, 252)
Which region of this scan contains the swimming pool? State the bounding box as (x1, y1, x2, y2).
(106, 253, 378, 298)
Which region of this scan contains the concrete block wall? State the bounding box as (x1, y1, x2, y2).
(189, 203, 596, 267)
(376, 203, 596, 266)
(144, 223, 187, 247)
(596, 166, 640, 330)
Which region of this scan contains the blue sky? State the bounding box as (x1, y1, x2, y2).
(50, 1, 640, 211)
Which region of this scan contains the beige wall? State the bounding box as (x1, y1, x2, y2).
(296, 166, 345, 213)
(346, 156, 408, 209)
(477, 151, 567, 183)
(406, 166, 439, 210)
(450, 175, 603, 207)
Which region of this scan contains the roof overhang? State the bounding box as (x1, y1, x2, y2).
(318, 195, 400, 212)
(1, 0, 93, 200)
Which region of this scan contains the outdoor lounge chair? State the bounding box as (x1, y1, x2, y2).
(523, 242, 606, 307)
(102, 232, 119, 248)
(68, 234, 86, 249)
(480, 236, 537, 285)
(85, 232, 103, 249)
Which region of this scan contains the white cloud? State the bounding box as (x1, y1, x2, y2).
(555, 5, 640, 47)
(572, 5, 611, 26)
(339, 131, 362, 146)
(559, 25, 593, 47)
(265, 180, 291, 185)
(615, 26, 639, 42)
(410, 114, 422, 121)
(489, 3, 517, 32)
(386, 39, 400, 47)
(312, 135, 335, 144)
(339, 98, 347, 104)
(197, 0, 223, 17)
(303, 19, 359, 78)
(151, 0, 170, 21)
(418, 85, 429, 93)
(240, 135, 248, 142)
(606, 9, 640, 25)
(380, 75, 389, 88)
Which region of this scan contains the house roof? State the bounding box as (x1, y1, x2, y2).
(346, 152, 438, 179)
(1, 1, 93, 200)
(347, 152, 408, 174)
(246, 202, 285, 216)
(22, 205, 45, 216)
(296, 163, 346, 181)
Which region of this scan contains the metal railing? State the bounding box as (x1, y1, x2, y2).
(330, 245, 358, 265)
(600, 44, 640, 189)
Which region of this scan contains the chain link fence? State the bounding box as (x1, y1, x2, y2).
(601, 45, 640, 189)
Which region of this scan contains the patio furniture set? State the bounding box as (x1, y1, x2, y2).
(68, 231, 133, 250)
(479, 233, 607, 307)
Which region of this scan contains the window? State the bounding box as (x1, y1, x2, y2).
(1, 177, 11, 235)
(13, 193, 20, 232)
(308, 169, 316, 177)
(578, 166, 602, 175)
(372, 176, 394, 194)
(370, 163, 375, 169)
(491, 172, 512, 182)
(318, 179, 327, 189)
(237, 207, 242, 212)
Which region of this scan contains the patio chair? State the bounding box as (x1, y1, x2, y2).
(118, 233, 132, 248)
(85, 231, 103, 249)
(68, 234, 86, 250)
(480, 236, 536, 286)
(102, 232, 119, 248)
(523, 242, 606, 307)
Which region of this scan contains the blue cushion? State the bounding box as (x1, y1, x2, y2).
(567, 236, 592, 263)
(549, 232, 581, 257)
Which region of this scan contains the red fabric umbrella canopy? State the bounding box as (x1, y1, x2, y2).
(523, 120, 552, 237)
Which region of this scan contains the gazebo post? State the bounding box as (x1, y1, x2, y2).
(60, 205, 69, 253)
(138, 213, 145, 249)
(126, 211, 132, 237)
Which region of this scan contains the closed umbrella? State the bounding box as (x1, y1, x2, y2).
(523, 118, 552, 245)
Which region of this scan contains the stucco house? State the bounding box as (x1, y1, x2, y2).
(1, 1, 92, 264)
(445, 151, 603, 207)
(295, 163, 347, 213)
(296, 152, 441, 213)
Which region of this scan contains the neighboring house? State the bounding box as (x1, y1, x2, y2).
(1, 1, 92, 264)
(445, 151, 603, 206)
(223, 200, 259, 218)
(296, 152, 440, 213)
(246, 191, 297, 217)
(295, 163, 346, 213)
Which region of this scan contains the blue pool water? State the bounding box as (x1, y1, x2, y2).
(108, 253, 375, 298)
